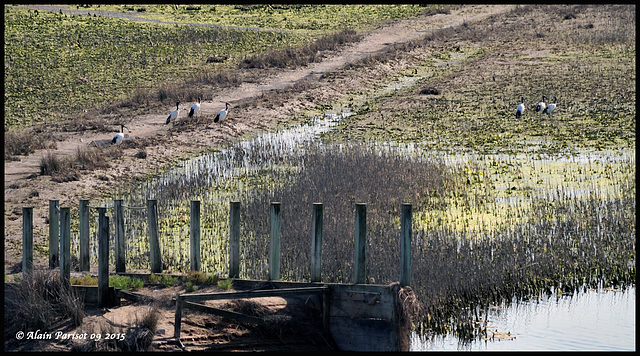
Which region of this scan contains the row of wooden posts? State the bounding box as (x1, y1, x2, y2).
(22, 199, 413, 297)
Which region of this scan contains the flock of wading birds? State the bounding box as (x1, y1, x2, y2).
(110, 94, 558, 145)
(111, 98, 230, 145)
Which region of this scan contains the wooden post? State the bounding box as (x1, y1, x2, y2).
(311, 203, 323, 283)
(98, 207, 109, 308)
(22, 207, 33, 277)
(79, 199, 90, 272)
(400, 203, 412, 287)
(229, 201, 241, 278)
(354, 203, 367, 284)
(60, 207, 71, 287)
(269, 202, 281, 281)
(174, 295, 184, 339)
(190, 200, 201, 272)
(48, 200, 59, 269)
(147, 199, 162, 273)
(114, 200, 125, 273)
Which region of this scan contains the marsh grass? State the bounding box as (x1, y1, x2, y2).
(238, 29, 361, 69)
(39, 146, 122, 182)
(330, 5, 636, 153)
(4, 128, 58, 159)
(4, 270, 84, 338)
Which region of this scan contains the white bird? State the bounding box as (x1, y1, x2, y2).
(111, 124, 129, 145)
(542, 96, 557, 117)
(214, 102, 230, 124)
(166, 101, 180, 124)
(516, 97, 525, 119)
(535, 95, 547, 114)
(188, 97, 201, 120)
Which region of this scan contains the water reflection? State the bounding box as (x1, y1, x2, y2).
(411, 287, 636, 351)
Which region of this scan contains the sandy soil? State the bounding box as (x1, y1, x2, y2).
(4, 5, 514, 351)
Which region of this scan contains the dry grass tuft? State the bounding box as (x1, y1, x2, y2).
(72, 306, 160, 352)
(4, 270, 84, 339)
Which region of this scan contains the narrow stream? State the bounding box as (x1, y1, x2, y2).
(411, 287, 636, 351)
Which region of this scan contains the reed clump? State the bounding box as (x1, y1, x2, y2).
(4, 270, 84, 341)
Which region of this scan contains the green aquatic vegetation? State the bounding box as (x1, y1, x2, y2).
(4, 7, 304, 127)
(76, 4, 437, 32)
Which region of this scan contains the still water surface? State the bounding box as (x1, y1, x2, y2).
(411, 287, 636, 351)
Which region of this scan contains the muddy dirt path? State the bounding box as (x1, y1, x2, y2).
(4, 5, 514, 273)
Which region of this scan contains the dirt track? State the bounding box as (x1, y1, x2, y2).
(4, 5, 514, 351)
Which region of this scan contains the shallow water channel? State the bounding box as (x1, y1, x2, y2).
(411, 287, 636, 351)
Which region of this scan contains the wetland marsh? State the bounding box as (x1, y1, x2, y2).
(4, 4, 635, 351)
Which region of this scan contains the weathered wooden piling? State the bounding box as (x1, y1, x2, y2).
(354, 203, 367, 284)
(269, 202, 281, 281)
(400, 203, 412, 287)
(114, 199, 126, 273)
(79, 200, 90, 271)
(22, 207, 33, 276)
(147, 199, 162, 273)
(229, 201, 241, 278)
(190, 200, 201, 271)
(98, 207, 109, 307)
(311, 203, 323, 283)
(60, 207, 71, 287)
(48, 200, 59, 269)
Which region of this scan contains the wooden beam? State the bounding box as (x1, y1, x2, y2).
(190, 200, 201, 271)
(22, 207, 33, 276)
(311, 203, 323, 283)
(354, 203, 367, 284)
(147, 199, 162, 273)
(229, 201, 240, 278)
(60, 207, 71, 287)
(114, 199, 125, 273)
(183, 301, 267, 325)
(49, 200, 59, 269)
(269, 202, 281, 281)
(180, 286, 329, 303)
(79, 200, 90, 272)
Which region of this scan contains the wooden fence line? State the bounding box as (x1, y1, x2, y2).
(30, 199, 413, 306)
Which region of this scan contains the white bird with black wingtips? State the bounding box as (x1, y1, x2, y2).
(516, 97, 525, 119)
(166, 101, 180, 124)
(542, 96, 557, 117)
(214, 102, 230, 125)
(188, 97, 201, 120)
(535, 95, 547, 114)
(112, 124, 129, 145)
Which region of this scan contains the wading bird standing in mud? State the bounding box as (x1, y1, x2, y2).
(166, 101, 180, 124)
(214, 102, 230, 125)
(535, 95, 547, 114)
(543, 96, 557, 118)
(189, 97, 201, 120)
(516, 97, 525, 119)
(112, 124, 129, 145)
